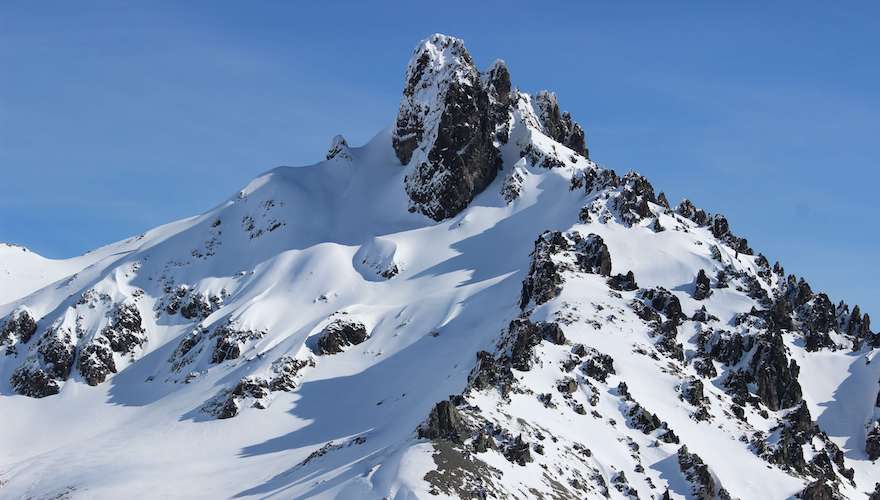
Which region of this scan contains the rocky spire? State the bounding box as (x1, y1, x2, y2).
(534, 90, 588, 158)
(392, 34, 507, 221)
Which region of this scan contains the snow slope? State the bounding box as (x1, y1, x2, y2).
(0, 34, 877, 500)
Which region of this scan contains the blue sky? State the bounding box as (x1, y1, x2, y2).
(1, 2, 877, 316)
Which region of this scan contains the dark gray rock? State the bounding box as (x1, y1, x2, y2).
(572, 232, 612, 276)
(102, 303, 146, 355)
(218, 377, 271, 419)
(557, 377, 578, 394)
(10, 366, 60, 398)
(520, 231, 569, 309)
(639, 287, 686, 325)
(211, 322, 265, 363)
(468, 350, 514, 395)
(472, 431, 496, 453)
(534, 90, 588, 158)
(694, 269, 712, 300)
(614, 172, 658, 226)
(38, 327, 76, 380)
(678, 445, 723, 500)
(314, 318, 368, 355)
(503, 434, 533, 466)
(394, 34, 504, 221)
(798, 480, 842, 500)
(608, 271, 638, 291)
(419, 399, 468, 443)
(77, 339, 117, 386)
(0, 309, 38, 350)
(691, 306, 719, 323)
(867, 424, 880, 461)
(676, 199, 708, 226)
(269, 356, 315, 392)
(750, 333, 803, 411)
(581, 347, 615, 382)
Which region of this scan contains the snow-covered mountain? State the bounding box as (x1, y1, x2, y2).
(1, 34, 878, 500)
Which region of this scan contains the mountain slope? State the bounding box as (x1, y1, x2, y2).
(0, 34, 878, 500)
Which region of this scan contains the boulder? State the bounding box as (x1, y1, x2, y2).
(694, 269, 712, 300)
(315, 318, 368, 355)
(608, 271, 638, 291)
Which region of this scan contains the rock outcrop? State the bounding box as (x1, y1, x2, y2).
(393, 34, 506, 221)
(315, 317, 369, 355)
(0, 309, 38, 352)
(534, 90, 588, 158)
(418, 399, 469, 443)
(694, 269, 712, 300)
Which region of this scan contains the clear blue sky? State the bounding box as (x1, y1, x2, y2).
(1, 2, 877, 317)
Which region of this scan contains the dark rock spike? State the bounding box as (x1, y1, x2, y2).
(419, 399, 468, 443)
(534, 90, 588, 158)
(394, 34, 505, 221)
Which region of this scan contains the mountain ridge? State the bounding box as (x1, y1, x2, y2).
(0, 33, 877, 500)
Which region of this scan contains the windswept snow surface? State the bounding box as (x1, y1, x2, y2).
(1, 36, 878, 500)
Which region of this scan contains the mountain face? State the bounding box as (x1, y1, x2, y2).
(1, 34, 878, 500)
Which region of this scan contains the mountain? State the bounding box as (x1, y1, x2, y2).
(1, 34, 878, 500)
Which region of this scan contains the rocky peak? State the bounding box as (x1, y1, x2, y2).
(393, 34, 506, 221)
(534, 90, 588, 158)
(325, 134, 351, 161)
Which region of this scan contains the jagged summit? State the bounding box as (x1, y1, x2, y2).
(0, 35, 878, 500)
(394, 33, 587, 221)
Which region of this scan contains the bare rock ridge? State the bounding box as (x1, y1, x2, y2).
(393, 33, 588, 221)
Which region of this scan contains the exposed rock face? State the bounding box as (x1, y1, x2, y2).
(520, 231, 569, 309)
(694, 269, 712, 300)
(503, 434, 533, 466)
(572, 233, 612, 276)
(468, 350, 514, 395)
(608, 271, 638, 291)
(325, 135, 351, 161)
(677, 445, 730, 500)
(0, 309, 38, 352)
(638, 287, 686, 325)
(419, 399, 468, 443)
(269, 356, 315, 392)
(37, 326, 76, 381)
(393, 34, 506, 221)
(180, 293, 221, 321)
(10, 366, 60, 398)
(10, 325, 76, 397)
(315, 318, 368, 355)
(484, 60, 512, 144)
(77, 339, 117, 386)
(218, 377, 271, 419)
(798, 480, 842, 500)
(580, 347, 615, 382)
(628, 402, 680, 443)
(102, 303, 146, 354)
(211, 322, 265, 363)
(507, 318, 566, 371)
(749, 333, 802, 411)
(867, 423, 880, 461)
(677, 199, 708, 226)
(614, 172, 659, 226)
(534, 90, 588, 158)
